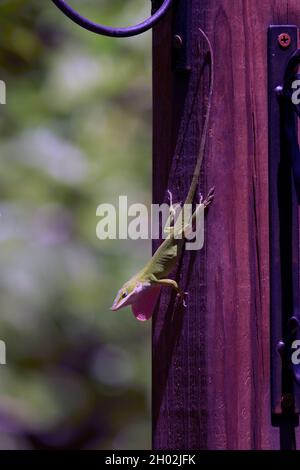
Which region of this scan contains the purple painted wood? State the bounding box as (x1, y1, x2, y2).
(152, 0, 300, 450)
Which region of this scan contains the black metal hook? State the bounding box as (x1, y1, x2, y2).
(51, 0, 172, 38)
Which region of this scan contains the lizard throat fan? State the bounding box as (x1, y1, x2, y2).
(111, 282, 161, 321)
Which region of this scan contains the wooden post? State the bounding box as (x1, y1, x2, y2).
(152, 0, 300, 450)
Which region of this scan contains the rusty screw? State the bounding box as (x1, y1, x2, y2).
(278, 33, 291, 49)
(173, 34, 183, 49)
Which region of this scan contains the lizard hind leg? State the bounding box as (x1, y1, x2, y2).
(167, 190, 174, 209)
(183, 187, 215, 240)
(164, 190, 182, 235)
(167, 190, 182, 216)
(203, 186, 215, 208)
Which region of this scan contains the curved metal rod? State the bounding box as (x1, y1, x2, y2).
(51, 0, 172, 37)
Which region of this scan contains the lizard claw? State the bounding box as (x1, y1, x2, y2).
(167, 190, 177, 221)
(167, 190, 173, 207)
(203, 187, 215, 208)
(183, 292, 189, 308)
(167, 190, 182, 210)
(177, 291, 188, 308)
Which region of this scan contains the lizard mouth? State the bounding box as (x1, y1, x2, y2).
(110, 302, 124, 311)
(110, 299, 126, 311)
(110, 291, 134, 311)
(110, 282, 152, 312)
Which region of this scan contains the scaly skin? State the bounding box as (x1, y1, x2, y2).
(111, 29, 214, 321)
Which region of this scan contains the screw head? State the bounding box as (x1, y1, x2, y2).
(278, 33, 291, 48)
(173, 34, 183, 49)
(277, 340, 285, 355)
(275, 85, 284, 96)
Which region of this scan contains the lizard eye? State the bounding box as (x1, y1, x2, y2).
(121, 291, 127, 299)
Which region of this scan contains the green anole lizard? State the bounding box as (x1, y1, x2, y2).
(111, 28, 214, 321)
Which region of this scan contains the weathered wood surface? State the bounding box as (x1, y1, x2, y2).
(152, 0, 300, 450)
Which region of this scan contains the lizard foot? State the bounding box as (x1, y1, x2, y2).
(177, 291, 189, 308)
(164, 190, 182, 235)
(203, 187, 215, 208)
(167, 190, 177, 222)
(167, 190, 182, 212)
(167, 189, 174, 208)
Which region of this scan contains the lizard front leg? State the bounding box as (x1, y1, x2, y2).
(152, 277, 187, 307)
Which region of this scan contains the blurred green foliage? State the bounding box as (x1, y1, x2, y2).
(0, 0, 152, 449)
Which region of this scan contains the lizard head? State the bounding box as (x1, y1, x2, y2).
(110, 278, 147, 312)
(111, 278, 161, 322)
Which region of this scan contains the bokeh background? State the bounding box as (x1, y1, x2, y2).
(0, 0, 151, 449)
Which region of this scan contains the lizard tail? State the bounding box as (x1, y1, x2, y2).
(185, 28, 214, 205)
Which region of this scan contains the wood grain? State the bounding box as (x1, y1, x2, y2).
(152, 0, 300, 450)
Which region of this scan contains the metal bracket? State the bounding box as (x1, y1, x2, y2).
(268, 25, 300, 444)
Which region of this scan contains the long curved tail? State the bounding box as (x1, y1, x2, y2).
(184, 28, 214, 205)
